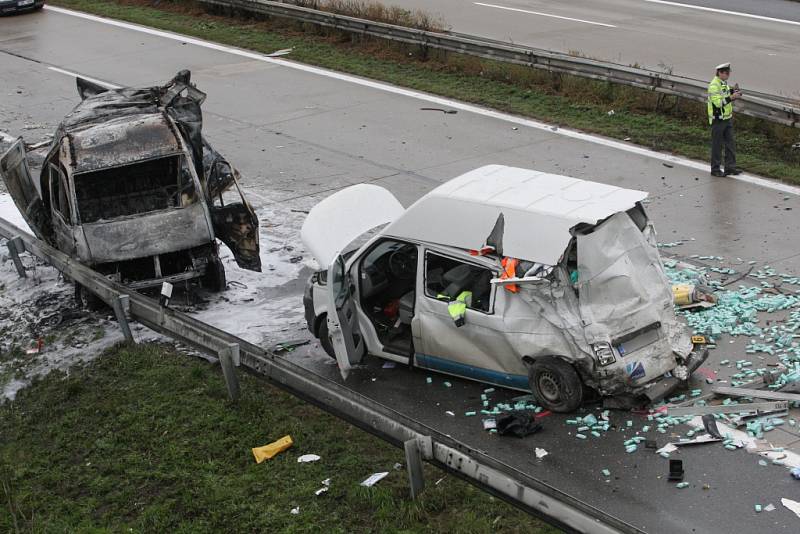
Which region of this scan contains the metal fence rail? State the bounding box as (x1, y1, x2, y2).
(199, 0, 799, 128)
(0, 218, 640, 534)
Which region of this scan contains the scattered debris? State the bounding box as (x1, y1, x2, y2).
(535, 447, 549, 459)
(252, 435, 293, 463)
(382, 361, 396, 369)
(290, 506, 300, 515)
(297, 454, 321, 463)
(419, 107, 458, 114)
(496, 413, 542, 437)
(668, 459, 684, 481)
(274, 339, 309, 352)
(360, 472, 389, 487)
(266, 48, 293, 57)
(781, 498, 800, 520)
(662, 162, 674, 168)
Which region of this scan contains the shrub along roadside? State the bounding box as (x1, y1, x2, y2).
(49, 0, 800, 184)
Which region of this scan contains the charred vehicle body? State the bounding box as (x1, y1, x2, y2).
(302, 165, 707, 412)
(0, 71, 261, 298)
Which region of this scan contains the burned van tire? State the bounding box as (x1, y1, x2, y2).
(528, 357, 584, 413)
(204, 255, 227, 292)
(317, 317, 336, 360)
(74, 283, 106, 311)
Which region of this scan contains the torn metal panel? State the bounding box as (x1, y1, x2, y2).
(0, 139, 51, 242)
(667, 401, 789, 416)
(712, 386, 800, 402)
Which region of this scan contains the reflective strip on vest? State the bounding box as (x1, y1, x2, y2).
(448, 291, 472, 327)
(707, 77, 733, 124)
(500, 257, 520, 293)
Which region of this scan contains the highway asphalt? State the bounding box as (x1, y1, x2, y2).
(2, 7, 800, 532)
(389, 0, 800, 96)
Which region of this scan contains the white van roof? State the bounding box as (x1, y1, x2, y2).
(383, 165, 648, 265)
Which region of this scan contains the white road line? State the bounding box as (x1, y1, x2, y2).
(42, 5, 799, 196)
(473, 2, 616, 28)
(47, 67, 121, 89)
(644, 0, 800, 26)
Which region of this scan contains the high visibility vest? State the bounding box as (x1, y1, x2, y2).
(707, 76, 733, 124)
(500, 257, 520, 293)
(447, 291, 472, 327)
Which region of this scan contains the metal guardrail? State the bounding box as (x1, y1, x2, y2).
(199, 0, 799, 128)
(0, 218, 639, 534)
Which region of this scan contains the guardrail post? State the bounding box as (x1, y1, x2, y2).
(404, 437, 425, 499)
(7, 236, 26, 278)
(218, 343, 240, 402)
(111, 294, 134, 344)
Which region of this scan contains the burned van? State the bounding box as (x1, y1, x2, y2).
(0, 71, 260, 300)
(302, 165, 707, 412)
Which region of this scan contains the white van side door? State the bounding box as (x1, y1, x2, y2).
(327, 252, 366, 379)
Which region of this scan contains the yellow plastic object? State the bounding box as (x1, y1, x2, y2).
(672, 284, 695, 306)
(252, 435, 293, 463)
(691, 335, 707, 345)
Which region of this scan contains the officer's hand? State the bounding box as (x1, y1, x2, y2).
(731, 91, 742, 100)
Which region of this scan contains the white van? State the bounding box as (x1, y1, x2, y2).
(301, 165, 705, 412)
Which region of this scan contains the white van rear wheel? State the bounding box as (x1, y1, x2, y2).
(528, 357, 583, 413)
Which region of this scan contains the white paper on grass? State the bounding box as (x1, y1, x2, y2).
(360, 472, 389, 487)
(297, 454, 321, 463)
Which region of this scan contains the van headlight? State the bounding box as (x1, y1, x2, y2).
(593, 343, 616, 366)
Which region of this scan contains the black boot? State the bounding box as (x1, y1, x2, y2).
(711, 169, 725, 177)
(724, 168, 742, 176)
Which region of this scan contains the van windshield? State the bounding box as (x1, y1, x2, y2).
(74, 154, 198, 223)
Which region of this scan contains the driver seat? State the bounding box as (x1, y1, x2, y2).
(398, 290, 415, 325)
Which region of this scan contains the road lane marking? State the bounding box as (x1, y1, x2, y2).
(48, 67, 121, 89)
(473, 2, 616, 28)
(41, 5, 799, 196)
(644, 0, 800, 26)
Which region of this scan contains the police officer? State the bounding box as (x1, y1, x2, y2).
(707, 63, 742, 177)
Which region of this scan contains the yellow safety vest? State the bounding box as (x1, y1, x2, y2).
(707, 76, 733, 124)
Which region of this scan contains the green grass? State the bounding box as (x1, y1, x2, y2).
(0, 343, 558, 533)
(47, 0, 800, 185)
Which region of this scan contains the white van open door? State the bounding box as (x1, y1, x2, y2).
(326, 252, 365, 379)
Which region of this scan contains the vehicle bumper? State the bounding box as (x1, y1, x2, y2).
(0, 0, 43, 13)
(641, 348, 709, 403)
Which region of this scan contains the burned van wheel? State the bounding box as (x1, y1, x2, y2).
(318, 317, 336, 359)
(204, 255, 227, 292)
(528, 356, 583, 413)
(74, 283, 106, 311)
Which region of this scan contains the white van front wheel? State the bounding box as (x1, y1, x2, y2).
(528, 357, 583, 413)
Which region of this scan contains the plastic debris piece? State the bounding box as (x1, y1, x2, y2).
(759, 459, 768, 467)
(445, 411, 455, 417)
(426, 377, 432, 384)
(755, 504, 762, 513)
(252, 435, 293, 463)
(360, 472, 389, 487)
(314, 486, 329, 496)
(382, 361, 396, 369)
(483, 418, 497, 430)
(781, 498, 800, 519)
(576, 433, 587, 440)
(676, 482, 689, 489)
(443, 381, 452, 387)
(465, 411, 476, 417)
(791, 467, 800, 480)
(535, 448, 548, 459)
(765, 504, 776, 512)
(297, 454, 321, 463)
(290, 506, 300, 515)
(602, 469, 611, 477)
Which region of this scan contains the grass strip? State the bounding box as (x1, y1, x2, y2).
(0, 343, 558, 532)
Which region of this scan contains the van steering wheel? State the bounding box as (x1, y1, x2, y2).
(389, 248, 416, 280)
